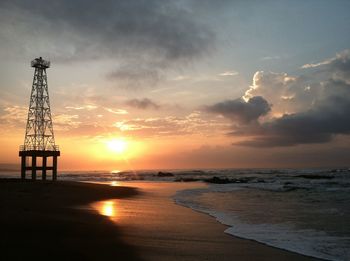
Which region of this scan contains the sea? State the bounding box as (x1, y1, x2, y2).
(1, 167, 349, 261)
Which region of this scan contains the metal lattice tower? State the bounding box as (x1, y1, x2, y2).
(23, 57, 57, 151)
(19, 57, 60, 181)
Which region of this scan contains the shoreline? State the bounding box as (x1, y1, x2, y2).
(172, 184, 331, 261)
(92, 181, 321, 261)
(173, 194, 327, 261)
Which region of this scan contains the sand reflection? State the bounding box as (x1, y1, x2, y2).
(111, 181, 119, 186)
(95, 200, 118, 218)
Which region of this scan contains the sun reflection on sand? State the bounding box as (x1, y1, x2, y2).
(111, 181, 119, 186)
(99, 200, 117, 218)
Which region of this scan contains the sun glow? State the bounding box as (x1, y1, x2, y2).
(99, 200, 117, 218)
(107, 138, 127, 154)
(81, 136, 146, 168)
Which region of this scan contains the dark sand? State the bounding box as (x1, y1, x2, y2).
(92, 182, 321, 261)
(0, 179, 140, 260)
(0, 179, 321, 260)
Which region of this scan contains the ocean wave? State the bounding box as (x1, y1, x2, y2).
(2, 168, 349, 193)
(173, 186, 350, 261)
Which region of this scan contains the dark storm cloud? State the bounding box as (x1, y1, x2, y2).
(125, 98, 160, 110)
(239, 82, 350, 147)
(107, 65, 161, 88)
(207, 50, 350, 147)
(327, 50, 350, 83)
(0, 0, 215, 85)
(206, 96, 271, 124)
(237, 80, 350, 147)
(331, 51, 350, 72)
(302, 50, 350, 83)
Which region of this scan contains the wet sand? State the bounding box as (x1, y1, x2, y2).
(92, 182, 321, 261)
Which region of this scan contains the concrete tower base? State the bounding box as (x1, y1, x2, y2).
(19, 150, 60, 181)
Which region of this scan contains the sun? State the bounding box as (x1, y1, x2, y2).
(107, 139, 127, 154)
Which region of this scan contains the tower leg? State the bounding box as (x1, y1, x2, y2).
(21, 156, 26, 180)
(53, 156, 57, 181)
(42, 156, 47, 180)
(31, 156, 36, 180)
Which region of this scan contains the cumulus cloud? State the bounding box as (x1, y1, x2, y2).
(0, 0, 215, 87)
(243, 52, 350, 117)
(206, 96, 271, 124)
(207, 50, 350, 147)
(237, 80, 350, 147)
(243, 71, 314, 116)
(125, 98, 160, 110)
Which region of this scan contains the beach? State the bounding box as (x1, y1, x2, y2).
(0, 179, 321, 260)
(92, 182, 321, 261)
(0, 179, 139, 260)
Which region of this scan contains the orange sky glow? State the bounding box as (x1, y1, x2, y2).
(1, 1, 350, 171)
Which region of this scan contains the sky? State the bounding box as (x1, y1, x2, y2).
(0, 0, 350, 170)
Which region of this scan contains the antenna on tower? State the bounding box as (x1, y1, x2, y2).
(19, 57, 60, 181)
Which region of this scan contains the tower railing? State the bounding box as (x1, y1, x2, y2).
(31, 58, 50, 68)
(19, 145, 59, 151)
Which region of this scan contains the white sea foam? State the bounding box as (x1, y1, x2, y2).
(223, 215, 349, 261)
(174, 186, 350, 261)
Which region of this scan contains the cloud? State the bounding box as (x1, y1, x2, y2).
(301, 50, 350, 83)
(54, 114, 81, 131)
(65, 105, 97, 111)
(125, 98, 160, 110)
(105, 108, 128, 115)
(114, 117, 190, 137)
(301, 50, 348, 69)
(113, 111, 227, 138)
(0, 105, 27, 128)
(206, 96, 271, 124)
(237, 80, 350, 147)
(207, 49, 350, 147)
(107, 65, 161, 88)
(243, 71, 310, 116)
(301, 60, 331, 69)
(218, 71, 239, 76)
(261, 56, 281, 61)
(0, 0, 215, 87)
(172, 75, 191, 81)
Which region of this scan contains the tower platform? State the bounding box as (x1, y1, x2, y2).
(19, 147, 60, 181)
